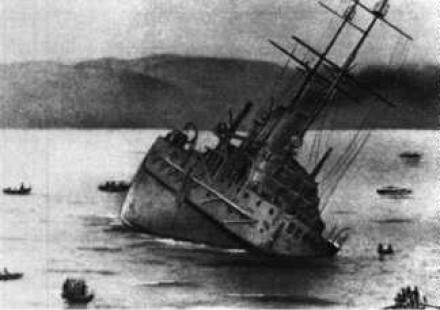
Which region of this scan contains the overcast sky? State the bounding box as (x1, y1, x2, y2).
(0, 0, 436, 64)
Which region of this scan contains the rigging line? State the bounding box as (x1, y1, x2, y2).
(322, 105, 374, 183)
(307, 98, 326, 165)
(270, 43, 297, 105)
(320, 125, 368, 187)
(327, 130, 369, 188)
(275, 69, 304, 106)
(322, 38, 410, 184)
(321, 30, 412, 209)
(323, 41, 408, 186)
(308, 102, 332, 167)
(322, 40, 408, 187)
(322, 106, 339, 163)
(308, 81, 345, 168)
(323, 128, 364, 176)
(321, 102, 376, 191)
(306, 79, 335, 156)
(321, 130, 371, 205)
(320, 130, 372, 212)
(320, 102, 373, 183)
(277, 14, 339, 107)
(313, 99, 339, 166)
(390, 36, 409, 67)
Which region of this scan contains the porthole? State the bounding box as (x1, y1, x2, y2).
(243, 192, 249, 199)
(256, 200, 262, 207)
(259, 228, 264, 234)
(269, 208, 274, 215)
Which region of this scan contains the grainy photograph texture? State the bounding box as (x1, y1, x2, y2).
(0, 0, 438, 309)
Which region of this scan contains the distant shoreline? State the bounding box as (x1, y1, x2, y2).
(0, 55, 436, 130)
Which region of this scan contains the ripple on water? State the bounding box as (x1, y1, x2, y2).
(80, 215, 117, 227)
(76, 246, 124, 253)
(138, 280, 201, 288)
(46, 268, 118, 276)
(224, 293, 339, 307)
(374, 218, 414, 224)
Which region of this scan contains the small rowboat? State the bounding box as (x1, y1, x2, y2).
(0, 272, 23, 281)
(376, 186, 412, 196)
(399, 152, 422, 160)
(98, 181, 130, 193)
(61, 278, 94, 305)
(3, 185, 31, 195)
(61, 292, 94, 304)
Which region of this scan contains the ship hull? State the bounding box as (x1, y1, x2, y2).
(121, 145, 242, 248)
(121, 136, 339, 257)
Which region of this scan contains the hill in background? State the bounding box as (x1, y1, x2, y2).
(0, 55, 436, 129)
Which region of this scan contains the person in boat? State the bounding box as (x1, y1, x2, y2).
(377, 243, 384, 254)
(386, 244, 394, 253)
(394, 292, 404, 306)
(63, 278, 69, 293)
(397, 286, 422, 308)
(405, 286, 412, 306)
(3, 268, 9, 275)
(413, 286, 420, 308)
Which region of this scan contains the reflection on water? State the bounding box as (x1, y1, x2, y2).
(0, 129, 438, 309)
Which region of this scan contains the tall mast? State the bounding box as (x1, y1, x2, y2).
(299, 1, 383, 136)
(300, 0, 411, 136)
(256, 2, 357, 151)
(262, 0, 412, 155)
(284, 3, 357, 114)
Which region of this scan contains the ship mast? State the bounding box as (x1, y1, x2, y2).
(252, 3, 357, 148)
(300, 0, 396, 136)
(259, 0, 412, 158)
(284, 3, 357, 115)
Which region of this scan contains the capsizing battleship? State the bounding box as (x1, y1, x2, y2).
(120, 0, 412, 258)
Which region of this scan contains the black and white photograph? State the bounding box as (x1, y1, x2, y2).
(0, 0, 437, 308)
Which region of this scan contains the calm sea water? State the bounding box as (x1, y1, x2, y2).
(0, 129, 438, 309)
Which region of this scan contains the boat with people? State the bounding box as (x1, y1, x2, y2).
(377, 186, 412, 196)
(378, 243, 394, 255)
(61, 278, 94, 304)
(120, 0, 413, 258)
(384, 286, 428, 309)
(3, 183, 31, 195)
(98, 180, 130, 193)
(0, 268, 23, 281)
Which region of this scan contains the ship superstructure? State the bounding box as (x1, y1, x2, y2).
(120, 0, 412, 257)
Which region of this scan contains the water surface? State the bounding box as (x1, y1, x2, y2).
(0, 129, 438, 309)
